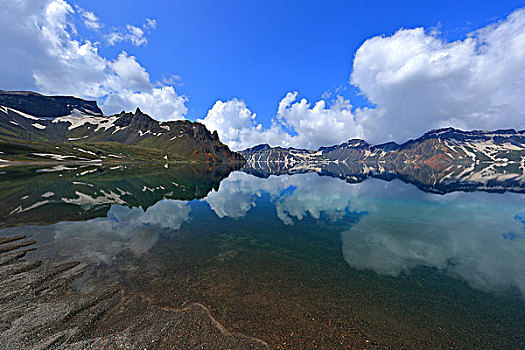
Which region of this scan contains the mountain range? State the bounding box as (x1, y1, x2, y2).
(240, 128, 525, 165)
(1, 90, 524, 172)
(240, 128, 525, 194)
(0, 90, 243, 163)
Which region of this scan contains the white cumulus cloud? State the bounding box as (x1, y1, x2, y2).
(200, 93, 364, 150)
(104, 85, 187, 120)
(203, 8, 525, 150)
(276, 92, 364, 149)
(351, 7, 525, 143)
(110, 52, 151, 91)
(199, 99, 291, 151)
(0, 0, 187, 121)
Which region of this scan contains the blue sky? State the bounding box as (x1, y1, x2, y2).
(1, 0, 525, 149)
(73, 0, 524, 124)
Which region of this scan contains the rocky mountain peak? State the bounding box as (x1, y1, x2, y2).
(344, 139, 369, 148)
(244, 144, 271, 152)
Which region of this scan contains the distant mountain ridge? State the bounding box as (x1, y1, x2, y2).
(0, 90, 243, 163)
(240, 128, 525, 165)
(241, 128, 525, 194)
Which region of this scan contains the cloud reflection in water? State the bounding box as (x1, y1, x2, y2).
(204, 172, 361, 224)
(49, 200, 191, 264)
(205, 172, 525, 296)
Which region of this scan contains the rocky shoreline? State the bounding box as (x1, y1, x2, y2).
(0, 235, 268, 349)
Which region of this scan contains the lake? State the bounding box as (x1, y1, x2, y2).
(1, 163, 524, 348)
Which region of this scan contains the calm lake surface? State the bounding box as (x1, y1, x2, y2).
(1, 163, 524, 348)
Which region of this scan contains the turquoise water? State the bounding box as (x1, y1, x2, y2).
(1, 165, 524, 348)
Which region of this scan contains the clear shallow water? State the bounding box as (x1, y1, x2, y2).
(1, 164, 524, 348)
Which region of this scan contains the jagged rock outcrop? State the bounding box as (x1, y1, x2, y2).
(0, 91, 244, 163)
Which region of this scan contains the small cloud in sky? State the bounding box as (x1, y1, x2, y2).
(321, 91, 332, 100)
(75, 5, 102, 30)
(106, 21, 154, 47)
(162, 74, 184, 86)
(144, 18, 157, 29)
(75, 4, 156, 47)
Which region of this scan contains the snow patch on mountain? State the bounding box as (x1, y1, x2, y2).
(53, 109, 119, 132)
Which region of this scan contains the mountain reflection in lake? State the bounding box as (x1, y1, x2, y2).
(0, 163, 524, 348)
